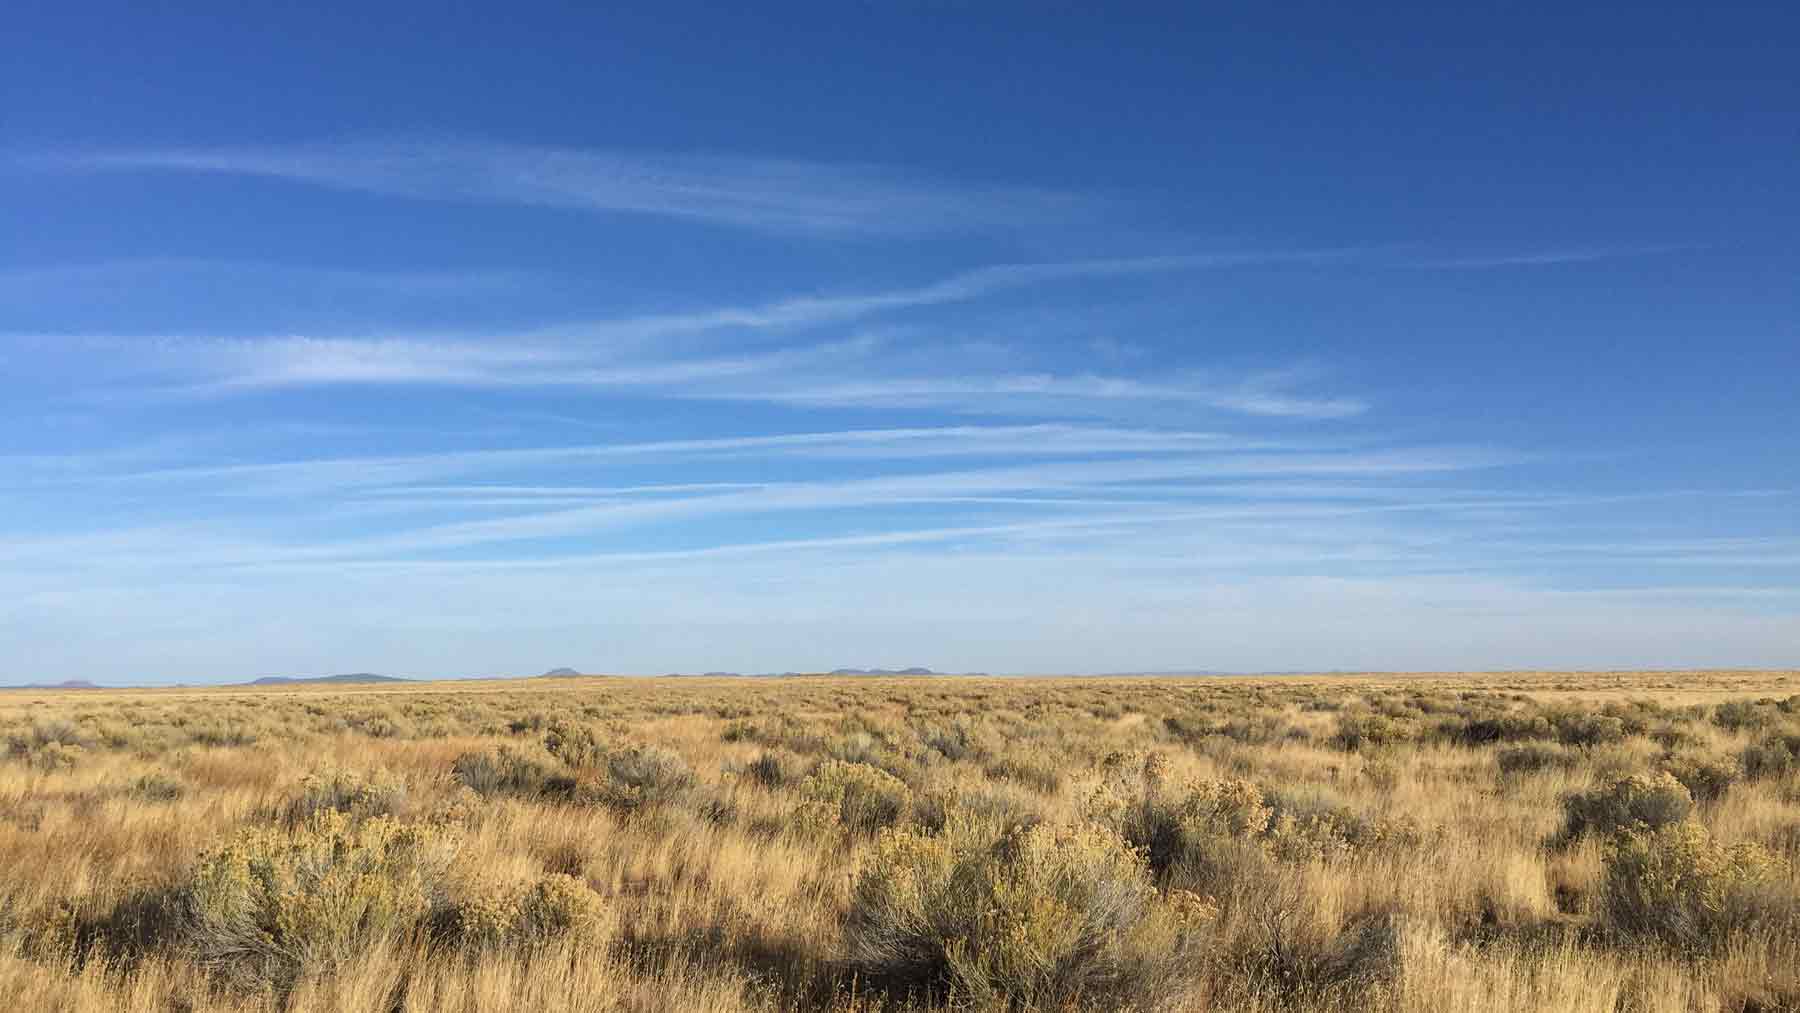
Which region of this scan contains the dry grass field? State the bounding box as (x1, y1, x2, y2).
(4, 670, 1800, 1012)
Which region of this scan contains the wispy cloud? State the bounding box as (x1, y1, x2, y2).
(723, 371, 1369, 419)
(0, 422, 1524, 577)
(327, 448, 1508, 556)
(532, 250, 1373, 344)
(1409, 245, 1691, 269)
(178, 343, 1368, 420)
(34, 137, 1096, 235)
(3, 424, 1275, 496)
(187, 334, 882, 391)
(8, 246, 1676, 423)
(111, 248, 1361, 354)
(119, 446, 1517, 560)
(9, 254, 1375, 418)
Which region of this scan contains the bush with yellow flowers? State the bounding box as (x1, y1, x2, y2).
(449, 872, 609, 950)
(1601, 820, 1790, 954)
(844, 810, 1207, 1009)
(797, 759, 912, 835)
(184, 809, 461, 991)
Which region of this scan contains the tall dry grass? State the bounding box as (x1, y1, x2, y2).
(1, 670, 1797, 1011)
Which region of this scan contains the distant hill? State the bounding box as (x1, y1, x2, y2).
(540, 667, 583, 678)
(830, 667, 938, 676)
(1094, 670, 1239, 677)
(1091, 670, 1330, 677)
(0, 679, 102, 690)
(246, 673, 408, 686)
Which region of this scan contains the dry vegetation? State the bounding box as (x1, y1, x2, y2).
(4, 670, 1800, 1012)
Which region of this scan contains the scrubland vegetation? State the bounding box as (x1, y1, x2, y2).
(3, 670, 1799, 1012)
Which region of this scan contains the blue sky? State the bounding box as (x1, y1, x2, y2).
(3, 3, 1797, 681)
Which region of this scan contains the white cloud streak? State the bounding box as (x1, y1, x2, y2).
(1411, 246, 1691, 269)
(39, 137, 1095, 235)
(7, 254, 1373, 419)
(7, 424, 1263, 496)
(531, 250, 1372, 344)
(325, 455, 1440, 556)
(730, 372, 1370, 419)
(0, 443, 1517, 567)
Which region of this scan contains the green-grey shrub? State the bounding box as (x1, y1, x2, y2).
(1556, 772, 1693, 846)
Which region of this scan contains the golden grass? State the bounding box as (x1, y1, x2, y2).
(2, 670, 1798, 1011)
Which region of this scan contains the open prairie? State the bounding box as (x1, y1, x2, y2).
(5, 670, 1800, 1012)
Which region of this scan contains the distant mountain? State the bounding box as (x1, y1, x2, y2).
(829, 667, 938, 676)
(0, 679, 102, 690)
(540, 667, 583, 678)
(246, 673, 408, 686)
